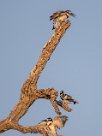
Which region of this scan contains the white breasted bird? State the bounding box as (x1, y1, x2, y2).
(50, 10, 75, 29)
(36, 116, 68, 136)
(47, 115, 68, 136)
(60, 90, 78, 104)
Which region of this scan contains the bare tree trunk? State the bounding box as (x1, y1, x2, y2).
(0, 21, 71, 135)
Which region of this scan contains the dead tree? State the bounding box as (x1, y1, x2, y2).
(0, 20, 71, 135)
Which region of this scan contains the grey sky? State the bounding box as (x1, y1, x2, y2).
(0, 0, 102, 136)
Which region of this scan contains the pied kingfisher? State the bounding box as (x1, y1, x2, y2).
(60, 90, 78, 104)
(50, 10, 75, 29)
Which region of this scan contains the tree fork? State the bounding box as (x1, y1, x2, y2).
(0, 21, 71, 134)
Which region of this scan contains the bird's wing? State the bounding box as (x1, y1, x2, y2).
(64, 94, 72, 100)
(50, 11, 65, 20)
(37, 120, 47, 126)
(48, 124, 58, 136)
(69, 99, 78, 104)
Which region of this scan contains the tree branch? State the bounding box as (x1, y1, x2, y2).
(56, 100, 73, 112)
(0, 20, 71, 135)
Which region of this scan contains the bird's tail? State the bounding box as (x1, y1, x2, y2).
(73, 100, 79, 104)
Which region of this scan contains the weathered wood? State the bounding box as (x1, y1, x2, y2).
(0, 21, 71, 135)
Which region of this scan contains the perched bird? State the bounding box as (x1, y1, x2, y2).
(36, 118, 52, 135)
(50, 10, 75, 29)
(36, 116, 68, 136)
(47, 119, 57, 136)
(47, 115, 68, 136)
(37, 117, 52, 127)
(60, 90, 78, 104)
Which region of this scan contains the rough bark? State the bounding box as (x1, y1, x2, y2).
(0, 21, 71, 135)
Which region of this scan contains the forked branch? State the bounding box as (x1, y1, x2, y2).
(0, 21, 71, 135)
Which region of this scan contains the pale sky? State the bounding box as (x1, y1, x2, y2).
(0, 0, 102, 136)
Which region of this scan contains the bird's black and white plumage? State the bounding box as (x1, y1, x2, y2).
(37, 118, 52, 127)
(36, 116, 68, 136)
(47, 115, 68, 136)
(50, 10, 75, 29)
(36, 118, 52, 135)
(60, 90, 78, 104)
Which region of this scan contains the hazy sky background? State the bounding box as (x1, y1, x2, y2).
(0, 0, 102, 136)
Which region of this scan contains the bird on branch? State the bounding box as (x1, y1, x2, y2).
(50, 10, 75, 29)
(36, 116, 68, 136)
(37, 117, 52, 127)
(47, 115, 68, 136)
(60, 90, 78, 104)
